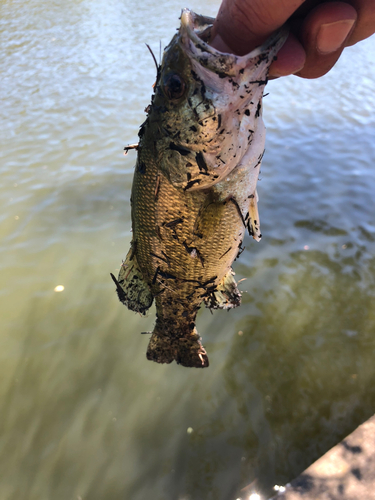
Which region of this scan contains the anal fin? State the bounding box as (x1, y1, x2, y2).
(204, 269, 241, 310)
(110, 244, 153, 315)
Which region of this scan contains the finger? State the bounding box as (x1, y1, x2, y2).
(211, 0, 305, 55)
(269, 33, 306, 77)
(295, 2, 357, 79)
(345, 0, 375, 45)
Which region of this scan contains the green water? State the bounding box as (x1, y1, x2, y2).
(1, 0, 375, 499)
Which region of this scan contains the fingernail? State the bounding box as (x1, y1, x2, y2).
(316, 19, 355, 54)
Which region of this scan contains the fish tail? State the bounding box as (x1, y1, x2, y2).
(146, 326, 209, 368)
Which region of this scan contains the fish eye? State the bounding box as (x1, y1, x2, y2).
(162, 73, 186, 100)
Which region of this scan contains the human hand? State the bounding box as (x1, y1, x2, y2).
(210, 0, 375, 78)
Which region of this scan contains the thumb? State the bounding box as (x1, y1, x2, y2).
(211, 0, 304, 55)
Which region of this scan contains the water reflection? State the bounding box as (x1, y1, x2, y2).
(117, 244, 375, 500)
(224, 245, 375, 498)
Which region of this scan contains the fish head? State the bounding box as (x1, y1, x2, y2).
(145, 9, 287, 191)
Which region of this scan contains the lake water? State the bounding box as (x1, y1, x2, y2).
(1, 1, 375, 499)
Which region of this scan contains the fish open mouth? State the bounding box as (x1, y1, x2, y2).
(179, 8, 287, 77)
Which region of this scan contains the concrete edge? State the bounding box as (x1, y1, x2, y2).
(270, 414, 375, 500)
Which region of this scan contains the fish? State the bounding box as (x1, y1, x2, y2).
(111, 9, 287, 368)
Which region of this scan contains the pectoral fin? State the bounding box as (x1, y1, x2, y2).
(248, 190, 261, 241)
(110, 245, 153, 315)
(204, 269, 241, 310)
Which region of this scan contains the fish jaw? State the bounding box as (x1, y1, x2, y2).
(147, 10, 287, 193)
(176, 9, 288, 190)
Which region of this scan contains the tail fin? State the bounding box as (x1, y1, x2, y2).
(146, 329, 209, 368)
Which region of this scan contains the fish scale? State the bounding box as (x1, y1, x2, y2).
(133, 149, 242, 292)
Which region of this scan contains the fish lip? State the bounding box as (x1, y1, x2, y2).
(180, 8, 288, 65)
(179, 9, 214, 51)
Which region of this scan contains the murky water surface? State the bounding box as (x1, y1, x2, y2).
(1, 1, 375, 499)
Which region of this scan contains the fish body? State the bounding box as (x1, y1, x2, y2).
(112, 10, 286, 368)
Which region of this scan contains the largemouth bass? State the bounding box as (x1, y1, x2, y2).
(111, 9, 286, 368)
